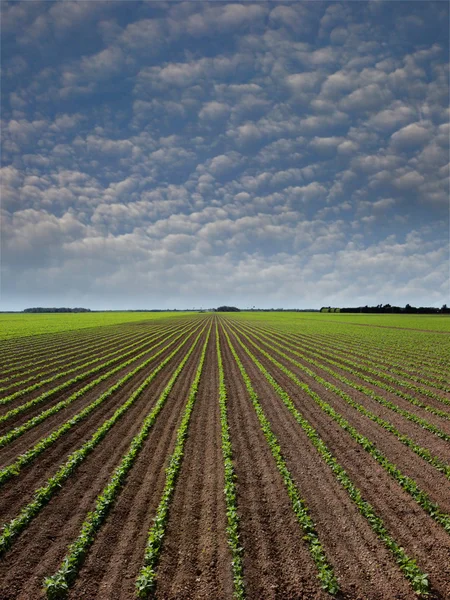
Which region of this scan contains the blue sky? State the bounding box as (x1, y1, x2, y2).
(1, 1, 449, 310)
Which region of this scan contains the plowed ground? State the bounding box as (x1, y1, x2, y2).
(0, 315, 448, 600)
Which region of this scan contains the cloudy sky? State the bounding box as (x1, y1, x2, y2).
(1, 1, 449, 310)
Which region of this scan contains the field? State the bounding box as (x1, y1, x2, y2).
(0, 312, 449, 599)
(0, 312, 190, 341)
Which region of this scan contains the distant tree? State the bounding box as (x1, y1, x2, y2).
(216, 306, 240, 312)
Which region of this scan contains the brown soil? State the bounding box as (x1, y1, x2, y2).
(153, 327, 233, 600)
(223, 325, 416, 600)
(0, 325, 207, 600)
(1, 315, 448, 600)
(218, 326, 331, 600)
(226, 324, 450, 599)
(239, 326, 450, 465)
(65, 328, 211, 600)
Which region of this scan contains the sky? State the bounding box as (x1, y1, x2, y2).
(1, 1, 449, 311)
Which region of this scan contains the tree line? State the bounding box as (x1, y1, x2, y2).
(320, 304, 450, 314)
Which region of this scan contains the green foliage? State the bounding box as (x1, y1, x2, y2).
(227, 324, 430, 597)
(0, 323, 198, 485)
(0, 311, 191, 340)
(43, 325, 208, 598)
(0, 327, 201, 556)
(0, 326, 151, 389)
(242, 324, 450, 471)
(223, 327, 339, 596)
(216, 324, 245, 599)
(135, 326, 212, 598)
(232, 325, 450, 536)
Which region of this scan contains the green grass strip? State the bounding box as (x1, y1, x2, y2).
(0, 323, 199, 486)
(231, 324, 450, 537)
(216, 324, 245, 599)
(43, 324, 208, 599)
(236, 323, 450, 474)
(0, 326, 201, 557)
(225, 324, 430, 597)
(222, 326, 339, 596)
(0, 322, 185, 426)
(135, 325, 212, 598)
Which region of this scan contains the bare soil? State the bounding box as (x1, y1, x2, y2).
(0, 316, 448, 599)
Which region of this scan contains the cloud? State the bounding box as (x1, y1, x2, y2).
(1, 1, 448, 309)
(390, 122, 432, 149)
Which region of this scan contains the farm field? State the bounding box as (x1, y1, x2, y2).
(0, 312, 449, 599)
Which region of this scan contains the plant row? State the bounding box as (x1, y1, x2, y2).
(0, 320, 151, 367)
(240, 323, 450, 442)
(0, 324, 200, 486)
(222, 326, 339, 595)
(135, 326, 212, 598)
(0, 327, 156, 392)
(225, 324, 430, 597)
(240, 325, 450, 480)
(216, 325, 245, 599)
(279, 329, 450, 396)
(0, 322, 187, 425)
(0, 325, 153, 386)
(0, 322, 183, 403)
(43, 325, 208, 599)
(253, 325, 450, 421)
(0, 326, 204, 556)
(288, 327, 449, 377)
(283, 329, 450, 390)
(231, 325, 450, 536)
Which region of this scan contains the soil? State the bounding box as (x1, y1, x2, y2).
(0, 316, 448, 599)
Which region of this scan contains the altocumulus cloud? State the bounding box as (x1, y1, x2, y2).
(1, 1, 449, 310)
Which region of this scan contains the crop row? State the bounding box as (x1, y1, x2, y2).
(0, 324, 203, 556)
(222, 327, 339, 595)
(239, 322, 450, 441)
(215, 324, 245, 599)
(238, 324, 450, 478)
(0, 322, 187, 426)
(283, 329, 450, 389)
(284, 329, 450, 396)
(225, 324, 430, 596)
(0, 323, 200, 486)
(253, 326, 450, 441)
(0, 324, 155, 385)
(44, 325, 208, 599)
(0, 326, 162, 393)
(293, 328, 450, 372)
(228, 324, 450, 536)
(0, 320, 153, 365)
(135, 325, 211, 597)
(0, 322, 185, 402)
(250, 324, 450, 421)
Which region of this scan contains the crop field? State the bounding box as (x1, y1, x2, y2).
(0, 312, 449, 599)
